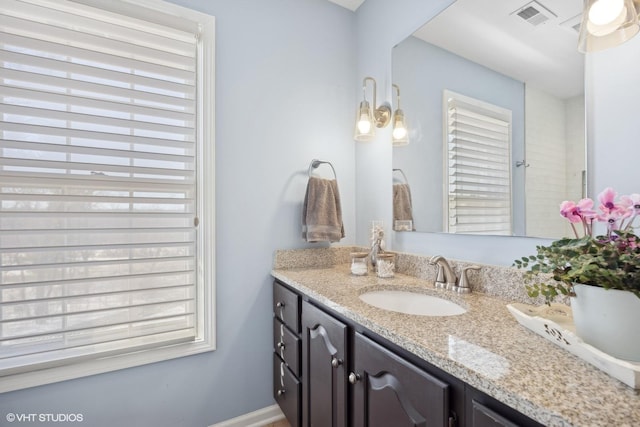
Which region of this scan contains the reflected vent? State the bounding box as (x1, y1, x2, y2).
(561, 14, 584, 34)
(513, 1, 557, 26)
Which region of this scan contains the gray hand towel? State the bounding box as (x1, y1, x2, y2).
(302, 177, 345, 243)
(393, 183, 414, 226)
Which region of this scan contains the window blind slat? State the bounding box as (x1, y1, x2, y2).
(2, 140, 194, 165)
(2, 85, 195, 123)
(449, 134, 509, 150)
(1, 157, 195, 178)
(3, 0, 197, 57)
(2, 121, 195, 150)
(0, 13, 195, 71)
(1, 270, 194, 294)
(0, 48, 196, 97)
(1, 104, 195, 137)
(2, 68, 194, 112)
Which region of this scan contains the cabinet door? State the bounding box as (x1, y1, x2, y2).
(352, 332, 450, 427)
(301, 301, 348, 427)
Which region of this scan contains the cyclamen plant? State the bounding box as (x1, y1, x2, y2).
(514, 187, 640, 304)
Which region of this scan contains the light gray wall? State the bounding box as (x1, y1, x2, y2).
(587, 34, 640, 197)
(392, 36, 525, 234)
(0, 0, 356, 425)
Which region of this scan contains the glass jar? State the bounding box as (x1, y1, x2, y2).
(350, 252, 369, 276)
(376, 253, 395, 278)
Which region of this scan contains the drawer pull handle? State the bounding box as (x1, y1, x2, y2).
(277, 342, 285, 349)
(348, 372, 360, 384)
(276, 302, 285, 308)
(331, 357, 342, 368)
(277, 389, 286, 396)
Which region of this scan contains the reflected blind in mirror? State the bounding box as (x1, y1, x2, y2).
(444, 90, 512, 235)
(0, 0, 199, 375)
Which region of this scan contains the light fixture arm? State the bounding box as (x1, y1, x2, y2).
(362, 76, 391, 128)
(392, 83, 401, 109)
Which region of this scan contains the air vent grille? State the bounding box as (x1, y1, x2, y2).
(513, 1, 557, 26)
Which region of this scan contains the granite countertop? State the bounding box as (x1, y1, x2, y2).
(271, 262, 640, 427)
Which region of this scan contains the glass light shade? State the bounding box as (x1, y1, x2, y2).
(578, 0, 639, 53)
(354, 100, 375, 141)
(392, 109, 409, 146)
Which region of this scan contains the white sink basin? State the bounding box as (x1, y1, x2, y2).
(359, 290, 466, 316)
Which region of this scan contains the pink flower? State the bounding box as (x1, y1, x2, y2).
(598, 210, 622, 225)
(560, 199, 596, 223)
(577, 198, 597, 219)
(621, 194, 640, 214)
(598, 187, 625, 215)
(560, 201, 580, 223)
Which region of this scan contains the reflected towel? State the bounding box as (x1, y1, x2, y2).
(393, 183, 414, 228)
(302, 177, 345, 243)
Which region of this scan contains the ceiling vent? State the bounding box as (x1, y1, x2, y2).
(560, 14, 584, 34)
(512, 1, 557, 26)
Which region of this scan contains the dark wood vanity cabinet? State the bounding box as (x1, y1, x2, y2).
(273, 280, 543, 427)
(301, 300, 449, 427)
(273, 282, 302, 427)
(351, 331, 451, 427)
(301, 301, 348, 427)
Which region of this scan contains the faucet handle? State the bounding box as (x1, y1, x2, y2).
(455, 265, 481, 294)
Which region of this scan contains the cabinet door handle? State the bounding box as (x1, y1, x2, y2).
(276, 302, 285, 308)
(348, 372, 360, 384)
(448, 411, 458, 427)
(331, 357, 342, 368)
(277, 341, 285, 349)
(277, 389, 286, 396)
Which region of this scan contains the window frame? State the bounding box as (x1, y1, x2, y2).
(0, 0, 216, 393)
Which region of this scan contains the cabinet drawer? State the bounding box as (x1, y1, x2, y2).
(273, 281, 300, 333)
(273, 318, 301, 377)
(273, 354, 301, 427)
(471, 400, 518, 427)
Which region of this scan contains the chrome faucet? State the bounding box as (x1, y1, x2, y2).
(429, 255, 457, 290)
(369, 234, 384, 267)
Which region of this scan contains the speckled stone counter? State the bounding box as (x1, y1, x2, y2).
(271, 247, 640, 427)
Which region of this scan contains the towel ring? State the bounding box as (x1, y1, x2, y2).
(393, 168, 408, 184)
(308, 159, 337, 180)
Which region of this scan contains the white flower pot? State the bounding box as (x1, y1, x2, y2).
(571, 284, 640, 362)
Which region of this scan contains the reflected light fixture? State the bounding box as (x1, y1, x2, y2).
(578, 0, 639, 53)
(391, 84, 409, 146)
(353, 77, 391, 142)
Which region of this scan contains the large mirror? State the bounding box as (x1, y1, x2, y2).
(392, 0, 585, 239)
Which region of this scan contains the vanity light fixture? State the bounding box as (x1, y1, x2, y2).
(353, 76, 391, 142)
(578, 0, 639, 53)
(391, 84, 409, 146)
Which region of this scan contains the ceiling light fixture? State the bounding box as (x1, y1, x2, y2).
(578, 0, 639, 52)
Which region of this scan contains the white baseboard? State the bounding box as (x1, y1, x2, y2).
(210, 404, 285, 427)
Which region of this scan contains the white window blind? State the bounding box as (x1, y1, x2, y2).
(444, 90, 512, 235)
(0, 0, 204, 377)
